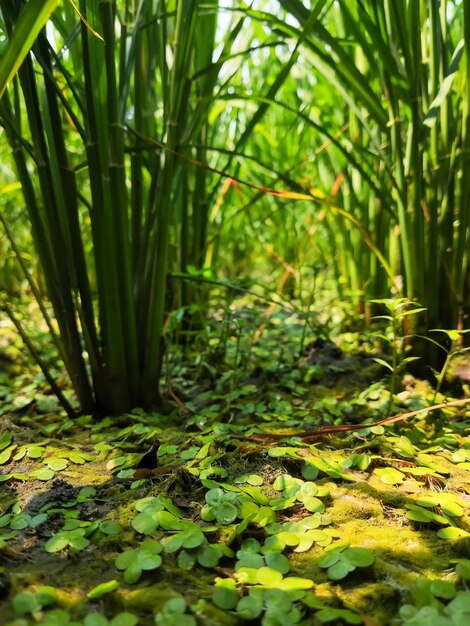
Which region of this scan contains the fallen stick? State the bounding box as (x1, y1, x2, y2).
(241, 398, 470, 443)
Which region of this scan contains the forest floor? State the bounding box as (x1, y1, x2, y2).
(2, 301, 470, 626)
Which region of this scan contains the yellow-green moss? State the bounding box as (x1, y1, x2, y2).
(337, 582, 400, 622)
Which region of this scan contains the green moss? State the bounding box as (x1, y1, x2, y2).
(337, 582, 400, 622)
(116, 583, 177, 612)
(327, 482, 385, 522)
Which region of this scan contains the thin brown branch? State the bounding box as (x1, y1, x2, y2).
(239, 398, 470, 443)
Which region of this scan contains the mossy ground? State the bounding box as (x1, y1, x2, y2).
(1, 308, 470, 625)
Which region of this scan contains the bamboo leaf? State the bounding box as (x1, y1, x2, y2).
(423, 39, 465, 132)
(0, 0, 59, 99)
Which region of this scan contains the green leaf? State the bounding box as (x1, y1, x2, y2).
(343, 547, 375, 567)
(239, 486, 269, 505)
(315, 607, 362, 624)
(0, 0, 59, 99)
(327, 560, 354, 581)
(265, 552, 290, 574)
(135, 497, 164, 513)
(238, 538, 261, 555)
(26, 446, 45, 459)
(46, 458, 68, 471)
(240, 501, 259, 519)
(213, 584, 239, 610)
(235, 473, 264, 486)
(160, 597, 187, 614)
(456, 560, 470, 581)
(415, 496, 440, 508)
(263, 588, 292, 612)
(13, 591, 41, 615)
(132, 511, 158, 534)
(138, 552, 162, 570)
(180, 446, 199, 460)
(70, 535, 90, 551)
(45, 533, 70, 553)
(437, 527, 470, 540)
(156, 613, 196, 626)
(235, 553, 264, 570)
(372, 358, 394, 372)
(256, 566, 283, 586)
(302, 462, 319, 480)
(123, 563, 143, 585)
(294, 530, 328, 553)
(406, 509, 436, 523)
(84, 615, 108, 626)
(374, 467, 405, 485)
(178, 549, 197, 570)
(277, 577, 314, 591)
(34, 468, 56, 481)
(430, 580, 456, 600)
(197, 545, 220, 568)
(156, 511, 184, 531)
(205, 488, 224, 506)
(440, 501, 464, 518)
(87, 580, 120, 599)
(254, 506, 276, 526)
(423, 39, 465, 132)
(181, 530, 205, 549)
(140, 539, 163, 555)
(0, 432, 12, 451)
(447, 591, 470, 616)
(278, 531, 300, 547)
(215, 502, 238, 525)
(318, 549, 342, 568)
(0, 445, 16, 465)
(162, 534, 185, 553)
(302, 496, 325, 513)
(0, 514, 12, 528)
(35, 586, 58, 607)
(262, 535, 285, 553)
(200, 504, 216, 522)
(99, 521, 122, 536)
(236, 568, 259, 585)
(237, 594, 263, 620)
(110, 613, 139, 626)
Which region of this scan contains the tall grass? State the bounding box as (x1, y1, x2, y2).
(278, 0, 470, 333)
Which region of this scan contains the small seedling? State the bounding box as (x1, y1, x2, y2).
(115, 539, 163, 584)
(200, 488, 239, 524)
(370, 298, 425, 414)
(263, 513, 337, 553)
(271, 474, 329, 513)
(317, 545, 375, 581)
(399, 578, 470, 625)
(131, 496, 185, 534)
(45, 527, 90, 553)
(429, 329, 470, 402)
(83, 612, 139, 626)
(155, 597, 196, 626)
(13, 586, 58, 615)
(161, 529, 231, 570)
(32, 609, 81, 626)
(235, 537, 290, 573)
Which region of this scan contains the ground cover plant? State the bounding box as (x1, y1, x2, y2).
(2, 1, 470, 625)
(2, 302, 470, 625)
